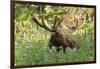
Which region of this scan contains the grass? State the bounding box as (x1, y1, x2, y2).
(15, 23, 95, 66)
(15, 32, 95, 66)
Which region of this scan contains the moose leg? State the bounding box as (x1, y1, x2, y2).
(63, 46, 66, 53)
(56, 47, 60, 52)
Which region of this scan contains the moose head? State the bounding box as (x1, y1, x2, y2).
(32, 14, 81, 53)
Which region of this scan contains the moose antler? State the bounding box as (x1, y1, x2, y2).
(27, 5, 65, 33)
(52, 15, 62, 31)
(32, 14, 54, 32)
(61, 15, 85, 32)
(27, 5, 55, 32)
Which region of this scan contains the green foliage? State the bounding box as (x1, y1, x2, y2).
(15, 3, 95, 66)
(15, 31, 94, 65)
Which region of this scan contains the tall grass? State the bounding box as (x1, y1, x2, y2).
(15, 27, 95, 66)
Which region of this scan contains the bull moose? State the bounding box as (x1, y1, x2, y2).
(31, 14, 83, 53)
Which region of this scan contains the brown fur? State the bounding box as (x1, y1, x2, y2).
(48, 24, 76, 53)
(32, 15, 80, 53)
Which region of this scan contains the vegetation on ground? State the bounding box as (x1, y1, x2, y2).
(14, 3, 95, 66)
